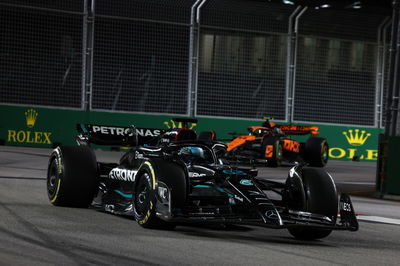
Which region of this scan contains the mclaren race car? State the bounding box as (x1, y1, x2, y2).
(47, 119, 357, 240)
(226, 118, 329, 167)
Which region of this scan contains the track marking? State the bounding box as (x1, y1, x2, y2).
(338, 181, 375, 185)
(0, 176, 45, 180)
(357, 215, 400, 225)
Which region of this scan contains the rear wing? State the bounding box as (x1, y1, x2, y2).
(277, 125, 319, 136)
(76, 124, 165, 146)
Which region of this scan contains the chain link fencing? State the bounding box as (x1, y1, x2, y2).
(90, 0, 195, 114)
(0, 0, 392, 127)
(293, 8, 388, 126)
(0, 1, 84, 108)
(195, 0, 296, 120)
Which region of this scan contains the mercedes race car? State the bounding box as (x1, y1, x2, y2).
(47, 119, 357, 240)
(226, 118, 329, 167)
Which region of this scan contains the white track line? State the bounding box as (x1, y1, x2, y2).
(357, 215, 400, 225)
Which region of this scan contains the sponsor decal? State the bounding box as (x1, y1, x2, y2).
(134, 151, 144, 160)
(234, 195, 244, 202)
(248, 190, 263, 196)
(265, 210, 279, 219)
(223, 169, 247, 175)
(328, 129, 377, 160)
(54, 147, 63, 175)
(158, 186, 168, 200)
(239, 179, 253, 186)
(265, 145, 273, 158)
(7, 108, 52, 145)
(163, 119, 197, 129)
(91, 125, 162, 138)
(25, 109, 38, 128)
(189, 172, 207, 178)
(340, 202, 352, 212)
(108, 168, 137, 182)
(283, 139, 300, 153)
(343, 129, 371, 146)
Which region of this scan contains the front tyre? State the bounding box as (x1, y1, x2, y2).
(47, 146, 98, 207)
(285, 167, 338, 240)
(134, 168, 158, 228)
(133, 161, 183, 229)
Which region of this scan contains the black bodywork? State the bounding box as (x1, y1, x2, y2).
(74, 121, 357, 232)
(47, 119, 358, 240)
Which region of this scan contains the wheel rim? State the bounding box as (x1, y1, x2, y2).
(276, 143, 283, 161)
(321, 144, 328, 163)
(47, 159, 59, 199)
(135, 173, 151, 216)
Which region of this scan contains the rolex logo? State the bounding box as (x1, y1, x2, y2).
(163, 120, 197, 129)
(25, 109, 38, 128)
(343, 129, 371, 146)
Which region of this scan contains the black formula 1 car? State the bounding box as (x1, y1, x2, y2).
(226, 118, 329, 167)
(47, 119, 357, 240)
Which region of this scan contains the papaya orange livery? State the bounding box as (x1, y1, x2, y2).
(265, 145, 273, 158)
(278, 125, 319, 136)
(225, 117, 329, 167)
(283, 139, 300, 153)
(227, 135, 256, 151)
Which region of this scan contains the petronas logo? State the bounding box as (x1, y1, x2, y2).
(25, 109, 38, 128)
(343, 129, 371, 146)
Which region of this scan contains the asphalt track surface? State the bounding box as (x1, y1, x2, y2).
(1, 146, 400, 266)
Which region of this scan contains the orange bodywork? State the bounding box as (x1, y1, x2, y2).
(282, 139, 300, 153)
(265, 145, 273, 158)
(248, 126, 268, 132)
(227, 135, 256, 151)
(278, 125, 319, 136)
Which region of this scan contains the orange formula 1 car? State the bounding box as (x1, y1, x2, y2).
(226, 119, 329, 167)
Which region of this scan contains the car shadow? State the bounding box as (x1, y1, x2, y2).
(175, 223, 334, 247)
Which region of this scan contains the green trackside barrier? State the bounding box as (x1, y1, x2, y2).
(0, 104, 382, 161)
(381, 136, 400, 195)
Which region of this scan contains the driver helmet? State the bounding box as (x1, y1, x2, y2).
(179, 146, 205, 158)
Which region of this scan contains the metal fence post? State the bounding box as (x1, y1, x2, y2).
(289, 6, 307, 124)
(192, 0, 208, 117)
(390, 2, 400, 136)
(375, 17, 391, 128)
(83, 0, 95, 111)
(380, 20, 392, 128)
(285, 6, 302, 123)
(385, 0, 400, 137)
(187, 0, 203, 117)
(81, 0, 88, 110)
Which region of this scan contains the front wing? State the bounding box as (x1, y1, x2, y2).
(156, 193, 358, 231)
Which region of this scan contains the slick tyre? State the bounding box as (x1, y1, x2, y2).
(286, 167, 338, 240)
(304, 137, 329, 167)
(47, 146, 98, 207)
(133, 159, 186, 229)
(262, 137, 283, 167)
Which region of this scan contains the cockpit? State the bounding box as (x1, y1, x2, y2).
(177, 145, 215, 165)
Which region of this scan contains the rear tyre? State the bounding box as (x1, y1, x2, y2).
(133, 160, 186, 229)
(305, 137, 329, 167)
(47, 146, 98, 207)
(262, 137, 283, 167)
(285, 167, 338, 240)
